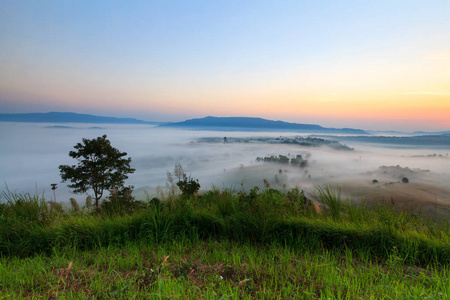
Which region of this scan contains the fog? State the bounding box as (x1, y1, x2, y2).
(1, 122, 449, 216)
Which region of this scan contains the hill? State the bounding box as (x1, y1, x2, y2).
(0, 112, 160, 124)
(160, 116, 368, 134)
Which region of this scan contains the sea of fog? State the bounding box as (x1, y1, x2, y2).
(1, 122, 449, 213)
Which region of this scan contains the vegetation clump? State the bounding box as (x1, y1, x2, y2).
(256, 154, 308, 168)
(100, 185, 145, 215)
(174, 162, 200, 198)
(201, 136, 354, 150)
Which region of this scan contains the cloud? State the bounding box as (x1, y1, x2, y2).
(402, 92, 450, 96)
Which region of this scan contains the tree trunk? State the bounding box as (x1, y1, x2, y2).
(94, 190, 99, 214)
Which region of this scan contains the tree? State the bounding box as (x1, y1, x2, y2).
(59, 135, 135, 213)
(173, 162, 200, 198)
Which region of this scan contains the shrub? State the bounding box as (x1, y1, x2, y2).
(173, 162, 200, 198)
(100, 186, 145, 215)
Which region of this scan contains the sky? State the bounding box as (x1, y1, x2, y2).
(0, 0, 449, 131)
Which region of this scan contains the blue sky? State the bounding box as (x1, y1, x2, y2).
(1, 1, 449, 130)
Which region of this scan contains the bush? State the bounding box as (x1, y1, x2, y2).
(176, 176, 200, 198)
(100, 186, 145, 215)
(173, 162, 200, 198)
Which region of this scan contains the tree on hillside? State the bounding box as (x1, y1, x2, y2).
(59, 135, 135, 213)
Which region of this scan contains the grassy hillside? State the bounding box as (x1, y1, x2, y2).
(1, 186, 449, 299)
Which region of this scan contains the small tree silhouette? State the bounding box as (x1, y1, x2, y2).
(59, 135, 135, 214)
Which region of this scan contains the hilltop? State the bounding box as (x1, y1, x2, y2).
(160, 116, 368, 134)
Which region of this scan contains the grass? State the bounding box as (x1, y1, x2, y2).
(1, 240, 448, 299)
(1, 186, 449, 298)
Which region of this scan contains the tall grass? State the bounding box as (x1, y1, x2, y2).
(312, 185, 345, 221)
(0, 189, 60, 226)
(1, 186, 449, 267)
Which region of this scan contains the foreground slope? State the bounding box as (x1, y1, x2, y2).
(1, 187, 449, 298)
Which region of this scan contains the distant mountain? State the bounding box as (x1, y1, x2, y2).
(160, 116, 368, 134)
(0, 112, 161, 125)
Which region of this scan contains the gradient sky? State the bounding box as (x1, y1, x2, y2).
(1, 1, 449, 131)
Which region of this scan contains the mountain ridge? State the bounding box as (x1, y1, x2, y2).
(160, 116, 369, 134)
(0, 112, 369, 133)
(0, 112, 161, 124)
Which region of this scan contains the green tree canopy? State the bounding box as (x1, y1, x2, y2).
(59, 135, 135, 213)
